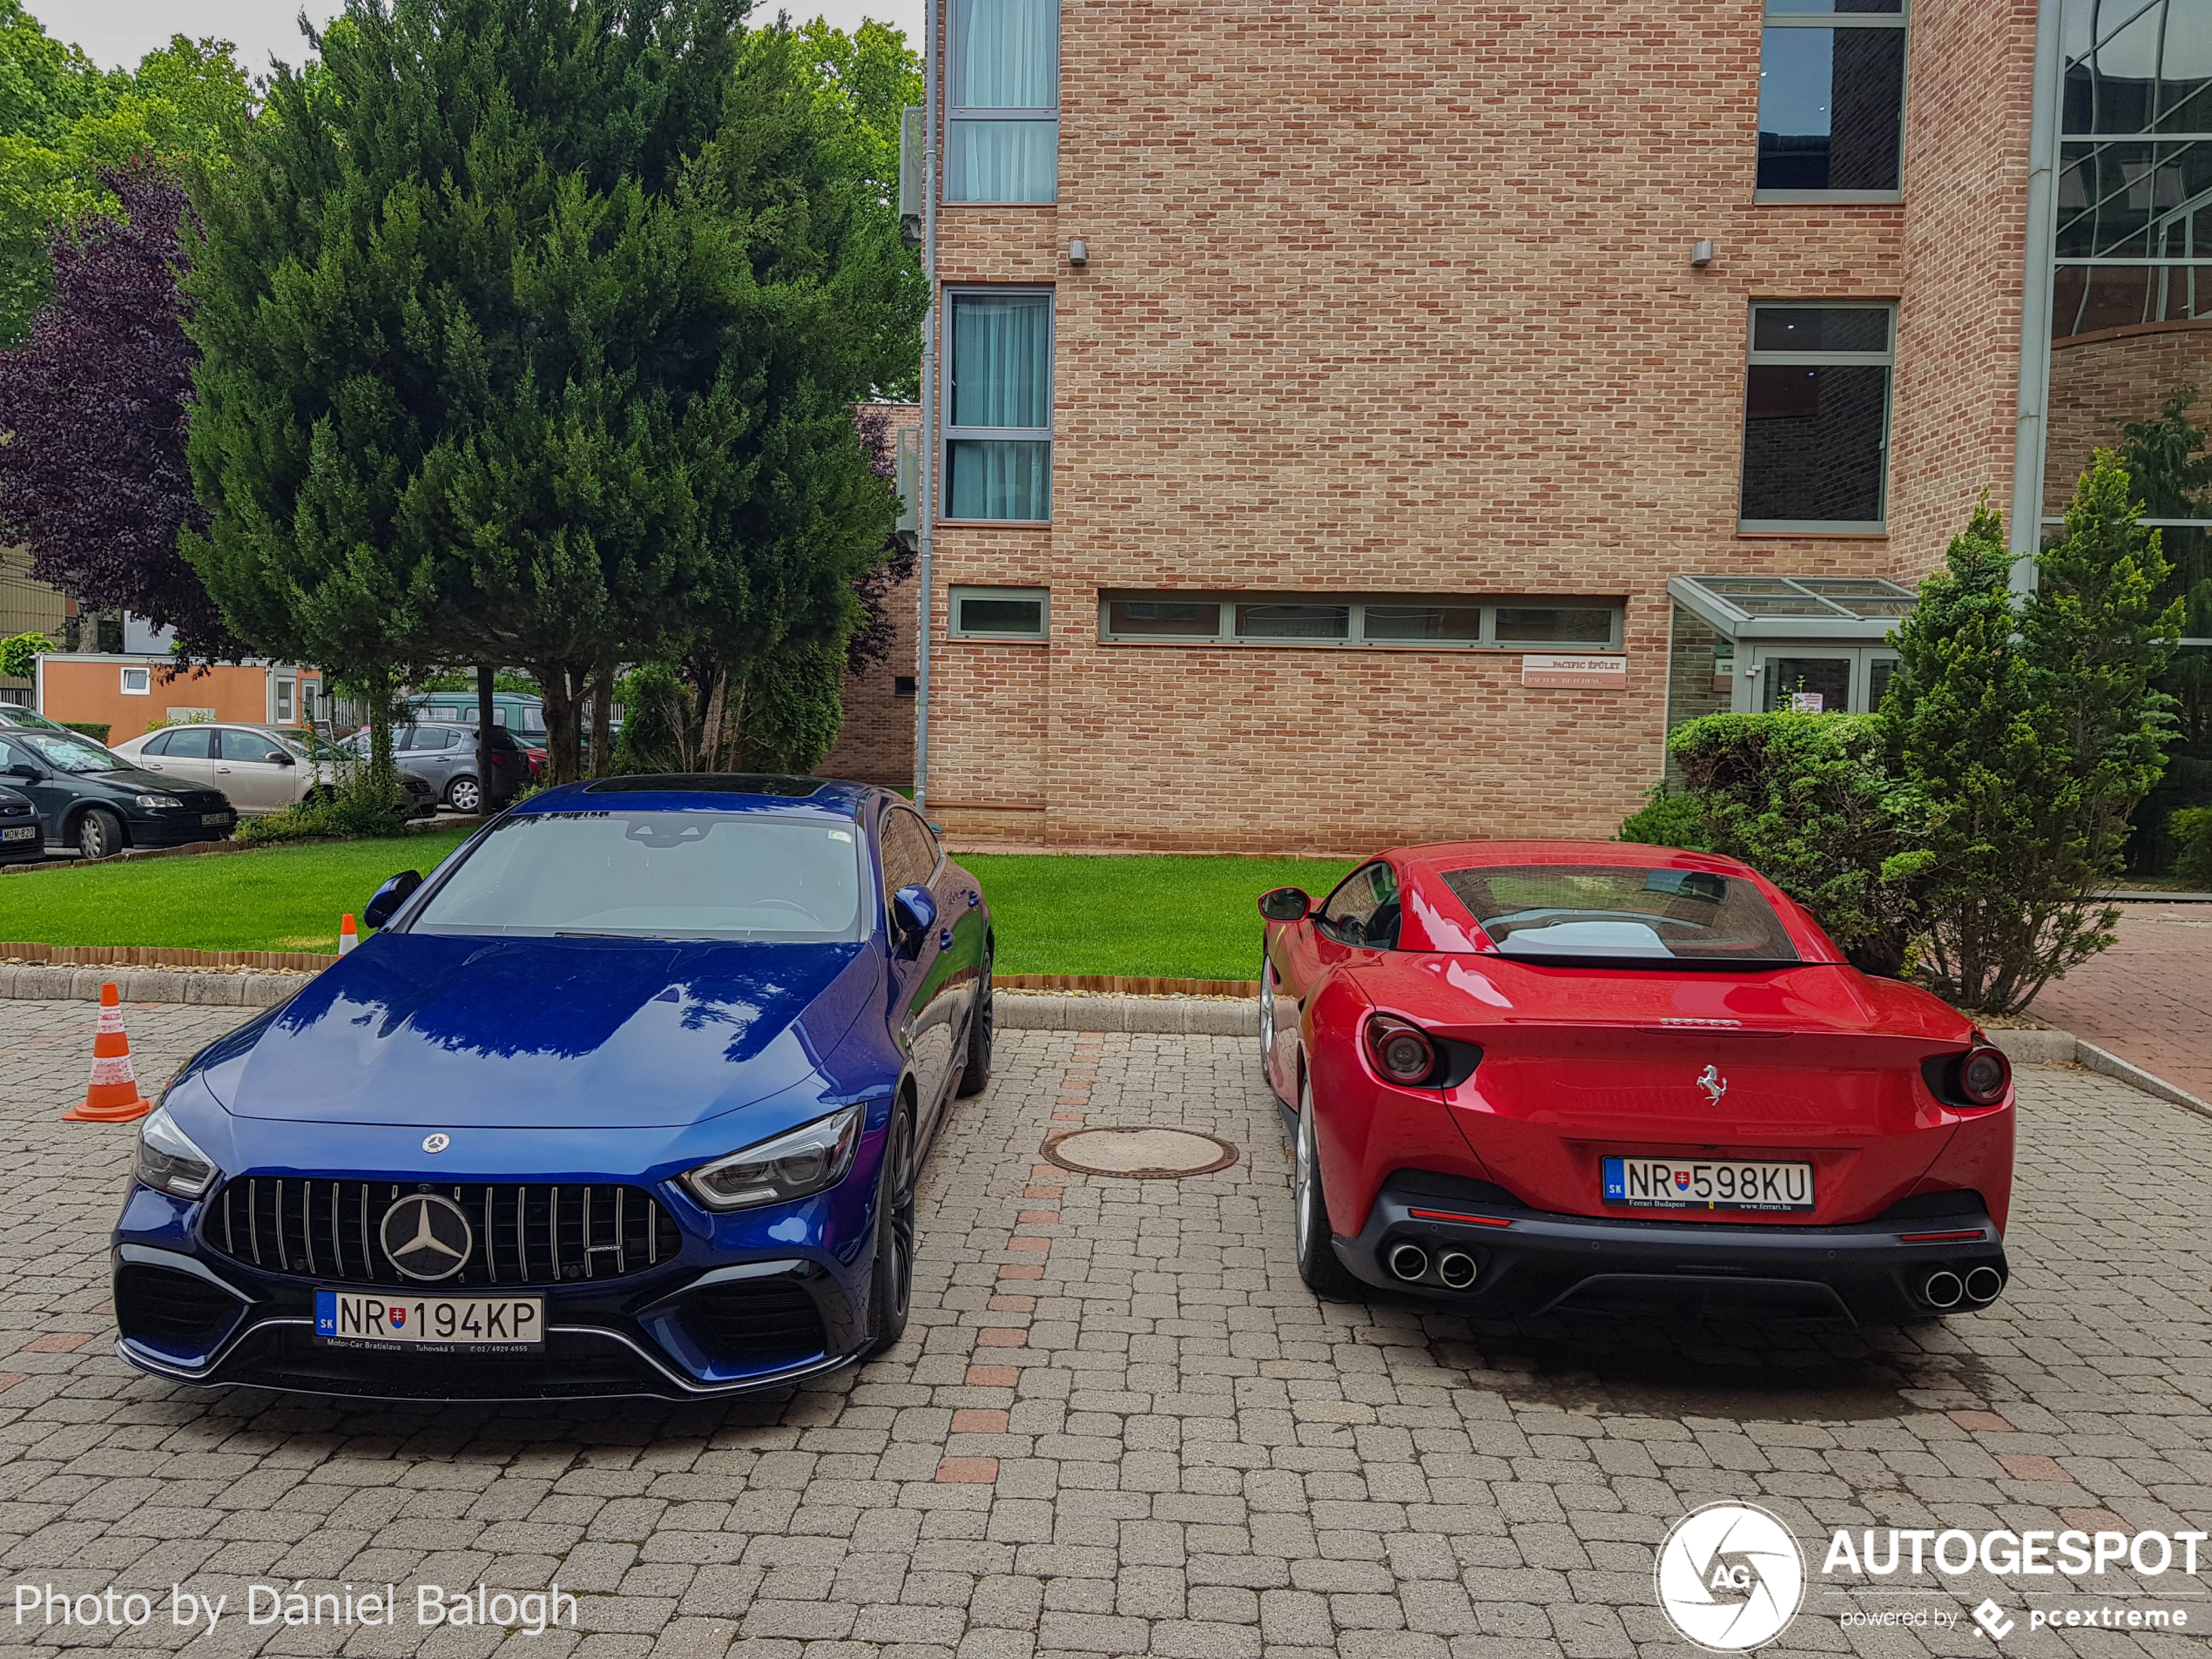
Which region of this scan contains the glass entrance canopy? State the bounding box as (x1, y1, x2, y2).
(1668, 574, 1919, 639)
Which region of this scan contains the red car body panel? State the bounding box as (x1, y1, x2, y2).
(1264, 841, 2015, 1318)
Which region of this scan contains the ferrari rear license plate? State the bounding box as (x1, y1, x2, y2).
(314, 1291, 543, 1351)
(1, 826, 32, 842)
(1602, 1157, 1814, 1212)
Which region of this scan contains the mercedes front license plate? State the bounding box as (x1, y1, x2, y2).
(201, 812, 231, 826)
(1602, 1157, 1814, 1212)
(314, 1291, 543, 1352)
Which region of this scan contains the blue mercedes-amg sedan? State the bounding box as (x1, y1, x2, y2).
(111, 775, 995, 1400)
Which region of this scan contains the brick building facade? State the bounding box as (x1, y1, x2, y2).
(886, 0, 2180, 853)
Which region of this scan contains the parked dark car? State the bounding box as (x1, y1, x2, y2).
(343, 722, 528, 813)
(0, 727, 236, 860)
(0, 783, 41, 865)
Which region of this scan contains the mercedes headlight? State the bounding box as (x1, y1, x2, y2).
(136, 1103, 219, 1199)
(681, 1104, 865, 1211)
(133, 793, 182, 809)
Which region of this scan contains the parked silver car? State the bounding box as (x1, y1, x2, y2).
(110, 723, 434, 817)
(338, 720, 528, 813)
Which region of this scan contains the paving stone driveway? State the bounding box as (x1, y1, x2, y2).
(3, 998, 2211, 1659)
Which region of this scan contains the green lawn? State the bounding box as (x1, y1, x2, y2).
(0, 832, 472, 956)
(965, 853, 1354, 981)
(0, 835, 1351, 981)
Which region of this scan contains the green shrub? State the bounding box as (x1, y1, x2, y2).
(1616, 782, 1708, 850)
(610, 661, 695, 774)
(60, 720, 111, 745)
(2172, 806, 2212, 887)
(233, 766, 415, 846)
(1667, 711, 1931, 976)
(1, 631, 52, 681)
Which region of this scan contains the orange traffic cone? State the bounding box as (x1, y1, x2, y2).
(339, 914, 359, 954)
(64, 983, 152, 1123)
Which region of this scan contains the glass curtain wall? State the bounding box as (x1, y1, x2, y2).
(946, 290, 1053, 520)
(2047, 0, 2212, 868)
(948, 0, 1059, 202)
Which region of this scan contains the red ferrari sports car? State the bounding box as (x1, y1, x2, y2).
(1259, 841, 2014, 1325)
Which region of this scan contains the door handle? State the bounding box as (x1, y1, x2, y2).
(216, 766, 231, 773)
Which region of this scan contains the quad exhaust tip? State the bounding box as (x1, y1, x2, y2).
(1437, 1251, 1478, 1289)
(1922, 1269, 1964, 1310)
(1387, 1244, 1430, 1282)
(1963, 1264, 2005, 1306)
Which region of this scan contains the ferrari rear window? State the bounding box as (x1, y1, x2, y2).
(1439, 865, 1800, 964)
(408, 811, 865, 941)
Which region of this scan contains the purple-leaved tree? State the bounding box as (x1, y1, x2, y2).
(0, 166, 241, 660)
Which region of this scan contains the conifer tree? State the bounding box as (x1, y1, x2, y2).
(182, 0, 916, 783)
(1889, 462, 2183, 1011)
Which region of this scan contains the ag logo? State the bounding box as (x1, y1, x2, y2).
(1654, 1502, 1804, 1651)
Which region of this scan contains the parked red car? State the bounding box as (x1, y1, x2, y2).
(1259, 841, 2013, 1325)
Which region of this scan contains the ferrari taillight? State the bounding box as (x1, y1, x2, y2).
(1959, 1044, 2010, 1106)
(1365, 1015, 1437, 1085)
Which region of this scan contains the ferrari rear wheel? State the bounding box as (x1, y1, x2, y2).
(1294, 1075, 1360, 1298)
(867, 1104, 917, 1353)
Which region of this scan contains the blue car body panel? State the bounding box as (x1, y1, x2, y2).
(109, 777, 991, 1400)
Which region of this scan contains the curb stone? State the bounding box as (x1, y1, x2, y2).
(2074, 1039, 2212, 1122)
(995, 993, 1258, 1036)
(1986, 1028, 2079, 1066)
(0, 963, 308, 1008)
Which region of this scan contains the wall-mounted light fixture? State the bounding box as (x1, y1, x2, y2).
(1690, 239, 1716, 268)
(1069, 238, 1089, 266)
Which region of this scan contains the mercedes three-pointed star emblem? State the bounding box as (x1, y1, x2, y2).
(380, 1192, 473, 1282)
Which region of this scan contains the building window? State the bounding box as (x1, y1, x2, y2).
(119, 665, 150, 695)
(1101, 595, 1624, 649)
(894, 676, 917, 697)
(1234, 603, 1350, 641)
(1757, 0, 1908, 199)
(951, 586, 1049, 637)
(946, 290, 1053, 522)
(1740, 303, 1894, 531)
(275, 678, 296, 722)
(947, 0, 1058, 203)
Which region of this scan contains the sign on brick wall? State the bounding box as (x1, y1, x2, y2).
(1521, 654, 1627, 690)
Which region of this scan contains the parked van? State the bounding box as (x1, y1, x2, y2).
(408, 690, 547, 742)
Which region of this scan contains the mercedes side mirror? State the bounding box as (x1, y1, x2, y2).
(892, 884, 938, 955)
(362, 869, 423, 930)
(272, 752, 294, 766)
(1258, 887, 1312, 923)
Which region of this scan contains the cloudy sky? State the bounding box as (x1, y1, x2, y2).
(26, 0, 922, 75)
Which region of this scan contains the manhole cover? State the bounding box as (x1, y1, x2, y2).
(1041, 1126, 1239, 1179)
